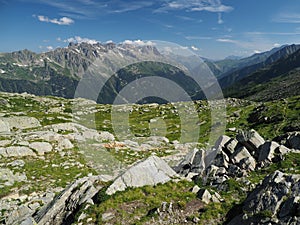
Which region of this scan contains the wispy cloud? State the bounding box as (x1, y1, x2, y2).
(26, 0, 154, 18)
(109, 1, 154, 13)
(245, 31, 300, 36)
(36, 15, 74, 25)
(156, 0, 233, 13)
(274, 13, 300, 23)
(176, 15, 203, 23)
(216, 38, 236, 43)
(185, 36, 212, 40)
(216, 36, 282, 54)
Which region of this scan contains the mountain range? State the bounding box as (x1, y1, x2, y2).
(1, 42, 300, 102)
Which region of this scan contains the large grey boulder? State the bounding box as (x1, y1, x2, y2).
(106, 155, 177, 195)
(1, 116, 41, 130)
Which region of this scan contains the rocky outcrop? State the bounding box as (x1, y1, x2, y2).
(106, 155, 177, 195)
(175, 129, 294, 189)
(226, 171, 300, 225)
(32, 175, 107, 225)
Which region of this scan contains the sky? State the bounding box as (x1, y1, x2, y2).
(1, 0, 300, 59)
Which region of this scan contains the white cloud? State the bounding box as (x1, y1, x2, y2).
(191, 45, 199, 51)
(122, 40, 154, 46)
(64, 36, 98, 44)
(156, 0, 233, 13)
(46, 46, 54, 50)
(37, 15, 74, 25)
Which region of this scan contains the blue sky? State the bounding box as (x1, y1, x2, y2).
(1, 0, 300, 59)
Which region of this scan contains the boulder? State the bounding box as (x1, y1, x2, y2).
(106, 155, 177, 195)
(174, 148, 205, 176)
(224, 138, 239, 155)
(197, 189, 212, 204)
(0, 146, 35, 157)
(288, 132, 300, 150)
(236, 129, 265, 153)
(230, 146, 252, 165)
(29, 142, 52, 155)
(1, 116, 41, 130)
(57, 138, 74, 150)
(258, 141, 280, 162)
(214, 135, 231, 149)
(204, 135, 231, 168)
(191, 185, 201, 194)
(279, 196, 300, 218)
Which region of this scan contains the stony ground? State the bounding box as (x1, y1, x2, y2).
(0, 92, 299, 225)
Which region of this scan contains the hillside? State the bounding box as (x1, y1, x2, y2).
(218, 44, 300, 88)
(0, 91, 299, 224)
(224, 48, 300, 101)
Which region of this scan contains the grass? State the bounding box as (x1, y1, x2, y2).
(2, 147, 96, 195)
(82, 180, 196, 224)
